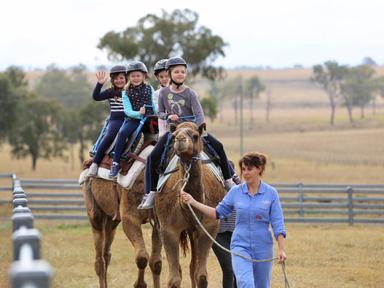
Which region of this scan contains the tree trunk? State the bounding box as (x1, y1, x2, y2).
(328, 91, 336, 125)
(346, 102, 354, 123)
(32, 154, 37, 170)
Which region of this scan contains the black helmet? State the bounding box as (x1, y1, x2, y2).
(165, 57, 187, 70)
(154, 59, 168, 75)
(109, 65, 126, 76)
(127, 60, 148, 74)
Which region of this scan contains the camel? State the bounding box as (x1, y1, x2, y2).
(82, 173, 162, 288)
(154, 122, 226, 288)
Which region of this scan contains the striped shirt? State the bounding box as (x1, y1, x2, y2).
(218, 211, 236, 233)
(92, 83, 125, 120)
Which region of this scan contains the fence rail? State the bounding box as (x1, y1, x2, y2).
(1, 177, 383, 224)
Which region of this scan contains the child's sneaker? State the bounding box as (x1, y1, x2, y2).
(109, 162, 120, 178)
(137, 191, 157, 209)
(232, 174, 241, 185)
(88, 163, 99, 177)
(224, 178, 236, 191)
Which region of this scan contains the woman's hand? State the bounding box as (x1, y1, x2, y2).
(180, 190, 195, 205)
(167, 114, 179, 122)
(96, 71, 107, 85)
(278, 248, 287, 263)
(139, 106, 146, 115)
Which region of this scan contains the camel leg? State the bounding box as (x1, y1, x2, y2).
(122, 218, 148, 288)
(161, 228, 182, 288)
(103, 218, 119, 285)
(149, 225, 162, 288)
(92, 225, 107, 288)
(189, 231, 197, 288)
(193, 227, 217, 288)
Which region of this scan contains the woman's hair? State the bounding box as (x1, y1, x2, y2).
(238, 152, 268, 176)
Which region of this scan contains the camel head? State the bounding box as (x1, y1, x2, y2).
(170, 122, 205, 159)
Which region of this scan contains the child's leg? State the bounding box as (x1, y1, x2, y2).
(205, 133, 232, 179)
(112, 119, 140, 163)
(93, 119, 123, 164)
(144, 132, 170, 194)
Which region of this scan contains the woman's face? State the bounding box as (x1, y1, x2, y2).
(156, 70, 170, 87)
(112, 73, 127, 89)
(129, 71, 145, 86)
(241, 164, 262, 182)
(170, 65, 187, 84)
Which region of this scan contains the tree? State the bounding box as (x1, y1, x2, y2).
(35, 64, 92, 109)
(244, 76, 265, 124)
(201, 96, 218, 122)
(311, 61, 348, 125)
(8, 93, 66, 170)
(341, 65, 375, 121)
(98, 9, 227, 80)
(0, 67, 28, 143)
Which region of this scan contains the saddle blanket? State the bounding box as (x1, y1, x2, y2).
(156, 151, 224, 192)
(79, 145, 154, 189)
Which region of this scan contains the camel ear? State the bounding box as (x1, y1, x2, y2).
(169, 123, 178, 132)
(198, 123, 206, 135)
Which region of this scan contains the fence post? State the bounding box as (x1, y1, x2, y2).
(298, 182, 304, 217)
(347, 186, 354, 226)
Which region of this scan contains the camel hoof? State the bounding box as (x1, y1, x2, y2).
(198, 275, 208, 288)
(134, 281, 147, 288)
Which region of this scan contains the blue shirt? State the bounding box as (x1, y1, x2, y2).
(216, 181, 286, 257)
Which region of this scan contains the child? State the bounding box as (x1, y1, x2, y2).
(109, 60, 156, 178)
(153, 59, 170, 137)
(138, 57, 240, 209)
(88, 65, 127, 176)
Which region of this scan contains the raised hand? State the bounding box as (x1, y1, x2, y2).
(96, 71, 107, 85)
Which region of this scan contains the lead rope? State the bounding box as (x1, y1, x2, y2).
(177, 168, 292, 288)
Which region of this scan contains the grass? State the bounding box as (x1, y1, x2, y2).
(1, 67, 383, 287)
(1, 221, 383, 288)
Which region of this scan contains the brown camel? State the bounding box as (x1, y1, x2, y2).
(154, 122, 226, 288)
(82, 172, 162, 288)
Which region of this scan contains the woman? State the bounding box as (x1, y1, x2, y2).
(181, 152, 287, 288)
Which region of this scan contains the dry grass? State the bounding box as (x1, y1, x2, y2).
(1, 221, 383, 288)
(1, 68, 382, 287)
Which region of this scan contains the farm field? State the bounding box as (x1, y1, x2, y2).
(1, 67, 383, 287)
(0, 221, 383, 288)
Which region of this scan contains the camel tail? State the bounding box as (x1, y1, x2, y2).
(179, 230, 189, 257)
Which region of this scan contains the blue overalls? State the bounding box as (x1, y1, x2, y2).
(216, 181, 286, 288)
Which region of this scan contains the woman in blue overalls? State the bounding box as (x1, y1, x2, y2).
(181, 152, 287, 288)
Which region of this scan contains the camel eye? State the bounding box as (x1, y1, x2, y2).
(193, 134, 199, 142)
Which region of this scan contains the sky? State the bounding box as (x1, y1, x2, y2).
(2, 0, 384, 71)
